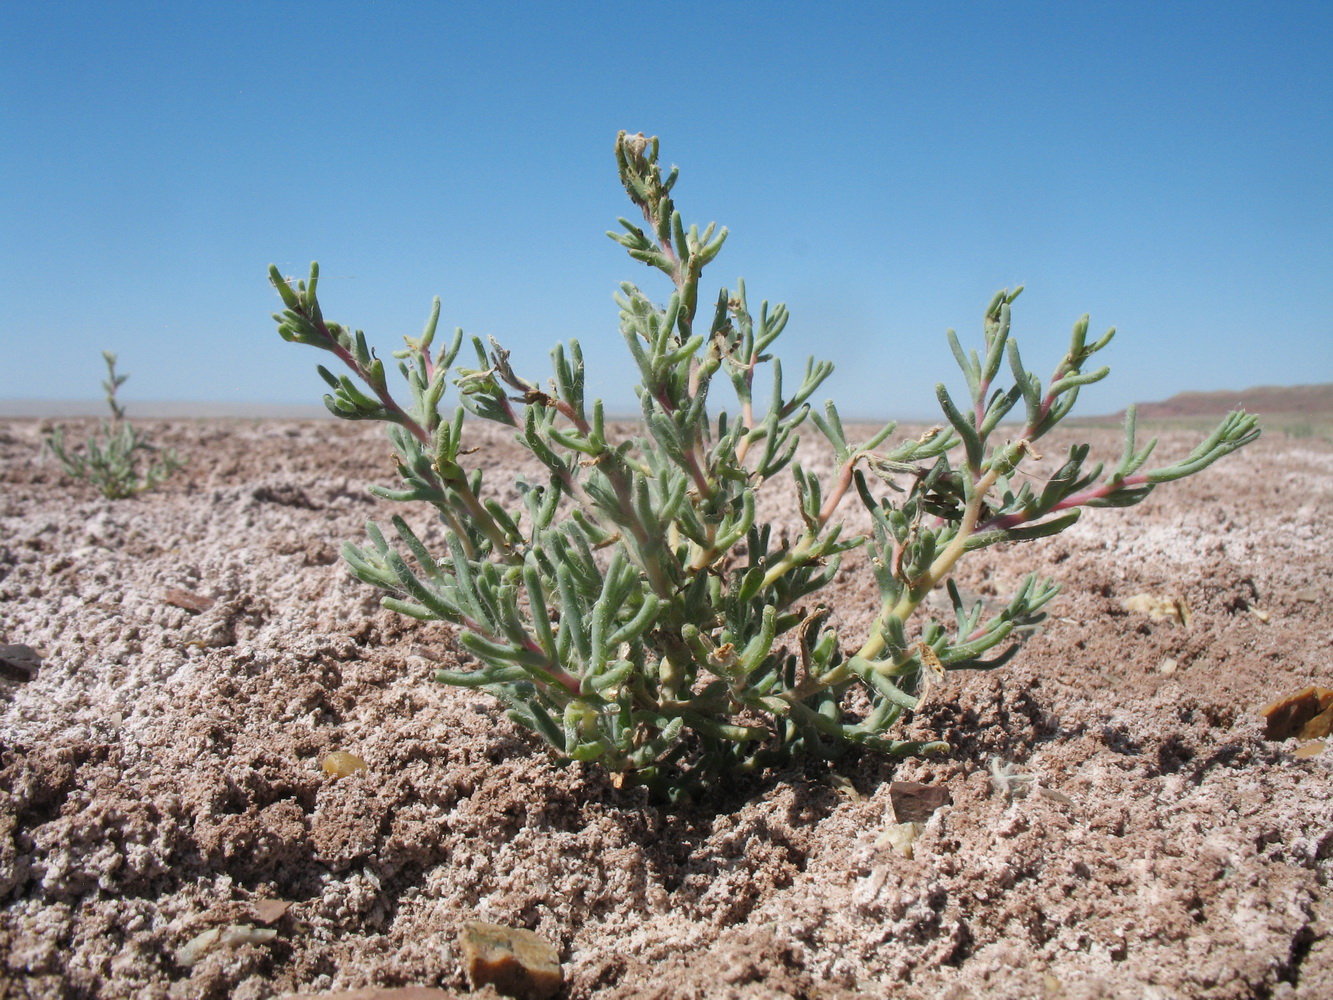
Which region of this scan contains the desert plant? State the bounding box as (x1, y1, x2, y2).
(270, 132, 1259, 799)
(44, 351, 185, 500)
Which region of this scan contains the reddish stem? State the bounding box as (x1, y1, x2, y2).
(325, 331, 430, 446)
(461, 613, 581, 697)
(978, 472, 1149, 533)
(817, 456, 858, 529)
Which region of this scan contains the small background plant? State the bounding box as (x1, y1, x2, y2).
(270, 133, 1259, 800)
(44, 351, 185, 500)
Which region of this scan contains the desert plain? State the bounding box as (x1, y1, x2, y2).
(1, 414, 1330, 999)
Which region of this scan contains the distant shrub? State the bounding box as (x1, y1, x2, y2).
(44, 352, 185, 500)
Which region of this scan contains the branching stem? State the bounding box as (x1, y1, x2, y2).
(271, 132, 1258, 801)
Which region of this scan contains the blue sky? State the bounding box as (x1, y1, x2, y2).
(2, 1, 1329, 420)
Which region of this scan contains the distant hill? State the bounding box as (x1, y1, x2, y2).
(1086, 384, 1333, 424)
(0, 399, 333, 419)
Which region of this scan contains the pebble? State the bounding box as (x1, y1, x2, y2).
(162, 587, 215, 613)
(1260, 686, 1333, 740)
(459, 921, 562, 1000)
(889, 780, 952, 823)
(0, 643, 41, 681)
(252, 899, 293, 924)
(276, 989, 461, 1000)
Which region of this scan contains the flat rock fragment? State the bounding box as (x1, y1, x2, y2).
(889, 780, 952, 823)
(163, 587, 215, 613)
(277, 989, 466, 1000)
(459, 921, 562, 1000)
(1306, 706, 1333, 740)
(1260, 686, 1333, 740)
(0, 643, 41, 681)
(275, 992, 469, 997)
(252, 898, 293, 924)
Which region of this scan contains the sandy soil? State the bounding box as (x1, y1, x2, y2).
(1, 416, 1330, 1000)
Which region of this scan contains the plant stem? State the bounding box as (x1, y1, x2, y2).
(855, 465, 1000, 663)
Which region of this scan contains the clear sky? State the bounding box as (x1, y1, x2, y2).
(2, 1, 1330, 420)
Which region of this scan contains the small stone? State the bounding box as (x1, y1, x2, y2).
(276, 989, 461, 1000)
(459, 921, 562, 1000)
(889, 780, 951, 823)
(1158, 657, 1178, 676)
(0, 643, 41, 682)
(1260, 686, 1333, 740)
(1293, 588, 1318, 602)
(252, 899, 293, 924)
(1303, 705, 1333, 741)
(321, 752, 369, 778)
(163, 588, 215, 613)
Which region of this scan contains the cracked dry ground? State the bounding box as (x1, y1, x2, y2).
(1, 417, 1330, 999)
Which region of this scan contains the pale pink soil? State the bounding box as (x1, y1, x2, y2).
(1, 417, 1330, 1000)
